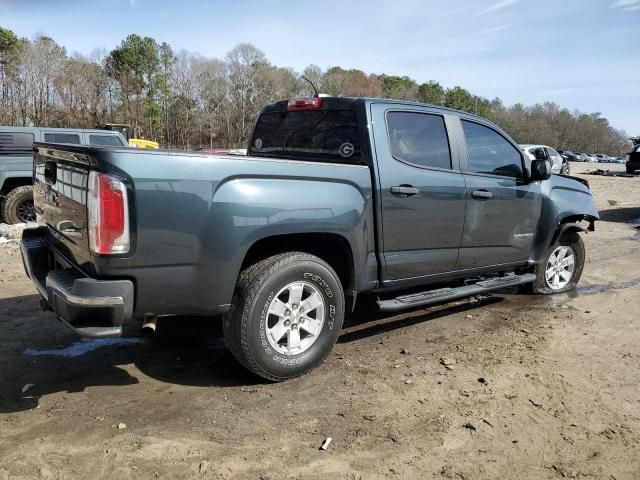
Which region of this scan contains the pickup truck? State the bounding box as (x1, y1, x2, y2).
(20, 96, 599, 381)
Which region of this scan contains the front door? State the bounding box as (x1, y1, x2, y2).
(371, 104, 467, 283)
(455, 119, 542, 269)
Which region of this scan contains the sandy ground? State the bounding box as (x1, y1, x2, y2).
(0, 162, 639, 480)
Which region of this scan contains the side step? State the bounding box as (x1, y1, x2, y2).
(377, 273, 536, 312)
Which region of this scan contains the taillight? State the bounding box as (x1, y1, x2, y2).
(287, 97, 322, 111)
(87, 171, 130, 254)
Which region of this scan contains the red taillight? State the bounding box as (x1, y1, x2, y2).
(88, 171, 130, 254)
(287, 97, 322, 111)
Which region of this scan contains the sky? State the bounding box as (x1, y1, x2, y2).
(1, 0, 639, 134)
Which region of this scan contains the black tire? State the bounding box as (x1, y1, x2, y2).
(560, 161, 570, 175)
(627, 165, 636, 174)
(2, 185, 35, 224)
(531, 231, 585, 294)
(223, 252, 345, 381)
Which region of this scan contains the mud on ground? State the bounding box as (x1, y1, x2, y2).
(1, 162, 639, 479)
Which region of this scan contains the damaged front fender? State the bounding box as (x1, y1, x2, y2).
(529, 175, 599, 264)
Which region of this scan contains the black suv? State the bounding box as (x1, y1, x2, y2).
(627, 137, 640, 174)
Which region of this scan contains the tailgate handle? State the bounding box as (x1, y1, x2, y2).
(57, 221, 82, 238)
(44, 161, 57, 184)
(391, 185, 419, 197)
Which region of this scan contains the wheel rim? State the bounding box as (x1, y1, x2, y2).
(16, 199, 36, 223)
(265, 280, 325, 356)
(545, 246, 576, 290)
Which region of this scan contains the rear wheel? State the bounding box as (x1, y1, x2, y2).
(2, 185, 35, 224)
(560, 161, 570, 175)
(223, 252, 345, 381)
(627, 165, 636, 174)
(531, 231, 584, 294)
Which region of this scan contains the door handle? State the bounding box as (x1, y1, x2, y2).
(471, 190, 493, 199)
(390, 185, 419, 197)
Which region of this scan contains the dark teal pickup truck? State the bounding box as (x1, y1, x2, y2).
(21, 96, 598, 380)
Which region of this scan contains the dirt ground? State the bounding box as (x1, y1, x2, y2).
(1, 162, 639, 480)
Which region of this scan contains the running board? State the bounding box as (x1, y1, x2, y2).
(377, 273, 536, 312)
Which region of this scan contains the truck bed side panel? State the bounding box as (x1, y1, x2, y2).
(35, 147, 376, 316)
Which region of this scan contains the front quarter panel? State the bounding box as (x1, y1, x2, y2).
(530, 175, 598, 263)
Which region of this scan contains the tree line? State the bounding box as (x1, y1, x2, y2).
(0, 27, 632, 154)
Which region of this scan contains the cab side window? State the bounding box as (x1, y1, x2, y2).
(89, 134, 126, 146)
(43, 133, 80, 144)
(461, 120, 523, 178)
(0, 132, 34, 156)
(386, 111, 452, 170)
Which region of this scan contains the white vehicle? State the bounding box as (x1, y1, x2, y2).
(521, 144, 569, 175)
(580, 153, 599, 163)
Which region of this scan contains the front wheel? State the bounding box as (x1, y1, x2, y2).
(223, 252, 345, 381)
(560, 162, 570, 175)
(531, 231, 585, 294)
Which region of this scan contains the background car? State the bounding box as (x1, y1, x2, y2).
(559, 150, 583, 162)
(521, 144, 569, 175)
(579, 152, 598, 162)
(570, 152, 588, 162)
(595, 154, 615, 163)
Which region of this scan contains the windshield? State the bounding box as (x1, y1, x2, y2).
(249, 110, 363, 164)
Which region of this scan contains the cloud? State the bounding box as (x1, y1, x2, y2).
(611, 0, 640, 9)
(478, 24, 512, 34)
(129, 0, 137, 8)
(477, 0, 521, 15)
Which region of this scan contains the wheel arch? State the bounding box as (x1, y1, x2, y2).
(240, 232, 356, 295)
(0, 174, 32, 196)
(550, 220, 587, 247)
(531, 217, 588, 265)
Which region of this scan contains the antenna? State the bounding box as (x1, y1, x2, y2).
(301, 76, 319, 97)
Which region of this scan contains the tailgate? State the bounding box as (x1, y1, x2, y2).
(33, 144, 93, 266)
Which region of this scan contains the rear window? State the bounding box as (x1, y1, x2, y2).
(44, 132, 80, 144)
(249, 110, 362, 164)
(89, 134, 126, 146)
(0, 132, 34, 156)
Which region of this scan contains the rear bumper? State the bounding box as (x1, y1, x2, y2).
(20, 227, 133, 338)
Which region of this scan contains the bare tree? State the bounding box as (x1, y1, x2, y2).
(0, 26, 631, 155)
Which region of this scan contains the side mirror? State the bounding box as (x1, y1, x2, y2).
(531, 158, 551, 181)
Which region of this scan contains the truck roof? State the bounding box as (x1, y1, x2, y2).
(260, 96, 489, 122)
(0, 125, 125, 135)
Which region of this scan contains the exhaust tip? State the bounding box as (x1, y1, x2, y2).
(142, 315, 158, 335)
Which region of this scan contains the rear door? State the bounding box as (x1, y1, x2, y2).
(455, 118, 542, 269)
(370, 103, 467, 283)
